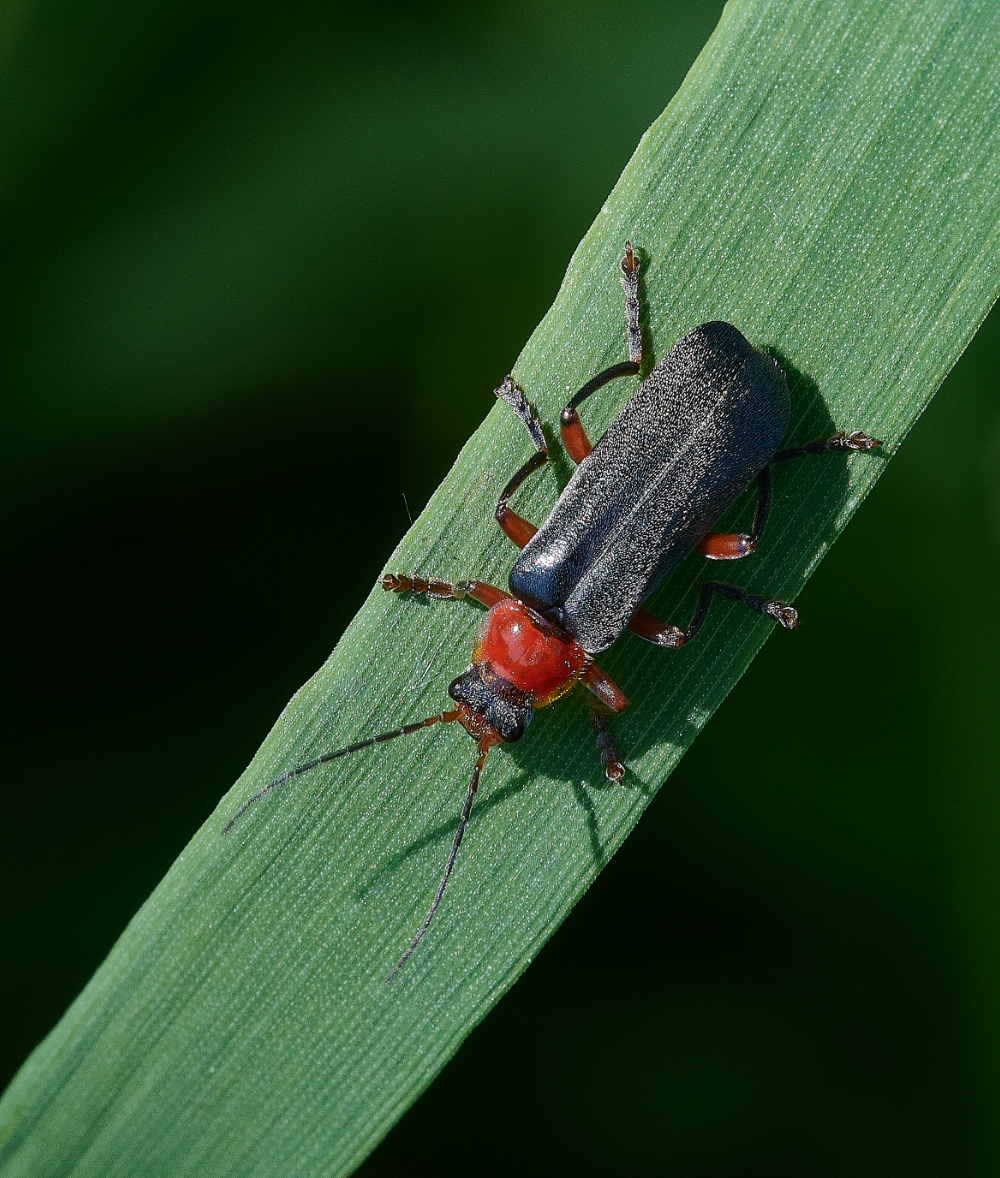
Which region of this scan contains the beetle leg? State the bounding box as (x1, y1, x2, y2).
(493, 375, 547, 548)
(588, 704, 626, 783)
(770, 430, 881, 463)
(494, 453, 544, 548)
(581, 662, 628, 713)
(559, 243, 644, 463)
(382, 574, 510, 609)
(696, 467, 773, 560)
(698, 432, 880, 558)
(620, 241, 643, 366)
(629, 579, 798, 648)
(581, 665, 627, 783)
(559, 362, 641, 463)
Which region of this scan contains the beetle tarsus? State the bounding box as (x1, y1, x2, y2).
(828, 429, 881, 452)
(619, 242, 642, 366)
(384, 574, 512, 610)
(494, 374, 547, 456)
(760, 600, 799, 629)
(382, 573, 465, 599)
(771, 430, 882, 463)
(589, 707, 626, 782)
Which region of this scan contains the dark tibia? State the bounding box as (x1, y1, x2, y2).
(559, 243, 644, 464)
(559, 362, 640, 463)
(629, 581, 798, 649)
(492, 375, 548, 548)
(494, 450, 545, 549)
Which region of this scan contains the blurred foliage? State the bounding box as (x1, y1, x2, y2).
(2, 0, 999, 1174)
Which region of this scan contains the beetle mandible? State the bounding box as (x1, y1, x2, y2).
(224, 244, 879, 979)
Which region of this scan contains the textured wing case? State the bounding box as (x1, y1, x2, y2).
(508, 321, 790, 653)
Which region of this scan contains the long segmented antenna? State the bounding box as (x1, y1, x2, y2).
(386, 738, 492, 983)
(221, 708, 462, 835)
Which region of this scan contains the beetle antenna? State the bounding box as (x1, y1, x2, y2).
(222, 708, 463, 835)
(385, 738, 492, 982)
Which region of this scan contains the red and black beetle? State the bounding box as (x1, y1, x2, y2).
(225, 244, 878, 978)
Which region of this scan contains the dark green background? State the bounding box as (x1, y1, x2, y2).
(3, 1, 998, 1173)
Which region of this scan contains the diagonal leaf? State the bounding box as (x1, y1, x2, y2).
(3, 1, 1000, 1175)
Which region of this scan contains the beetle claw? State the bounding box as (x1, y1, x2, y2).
(762, 601, 799, 629)
(830, 430, 881, 452)
(603, 756, 626, 783)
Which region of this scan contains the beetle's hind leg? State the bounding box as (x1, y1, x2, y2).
(560, 243, 644, 464)
(493, 375, 547, 549)
(696, 467, 773, 561)
(620, 241, 643, 367)
(629, 580, 798, 649)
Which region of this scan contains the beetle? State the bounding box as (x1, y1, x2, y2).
(224, 243, 879, 979)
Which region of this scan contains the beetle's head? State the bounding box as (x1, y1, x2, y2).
(447, 664, 533, 743)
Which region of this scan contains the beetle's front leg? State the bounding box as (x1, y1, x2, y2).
(629, 580, 798, 649)
(382, 574, 510, 609)
(581, 663, 628, 782)
(588, 705, 625, 783)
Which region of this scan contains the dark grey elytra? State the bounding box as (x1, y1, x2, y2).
(508, 320, 790, 653)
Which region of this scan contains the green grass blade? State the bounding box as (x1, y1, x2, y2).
(3, 1, 1000, 1175)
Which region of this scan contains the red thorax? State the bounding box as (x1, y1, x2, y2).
(472, 598, 588, 708)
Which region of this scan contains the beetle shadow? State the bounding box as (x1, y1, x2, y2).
(766, 347, 887, 536)
(497, 701, 699, 869)
(566, 770, 655, 871)
(351, 695, 693, 901)
(352, 769, 534, 903)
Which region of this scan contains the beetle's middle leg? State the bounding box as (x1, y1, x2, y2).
(629, 579, 798, 649)
(695, 467, 773, 561)
(560, 243, 643, 464)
